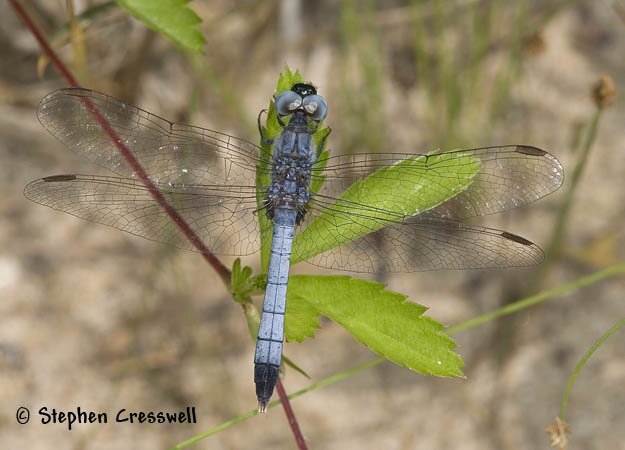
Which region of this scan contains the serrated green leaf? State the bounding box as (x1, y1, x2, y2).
(230, 258, 261, 303)
(117, 0, 205, 53)
(286, 275, 464, 377)
(292, 152, 480, 263)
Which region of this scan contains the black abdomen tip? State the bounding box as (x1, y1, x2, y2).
(254, 363, 280, 413)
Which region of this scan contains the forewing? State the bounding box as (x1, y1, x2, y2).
(24, 175, 261, 256)
(293, 145, 562, 272)
(37, 88, 264, 186)
(313, 145, 563, 220)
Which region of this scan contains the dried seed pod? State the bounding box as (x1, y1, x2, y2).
(591, 74, 616, 110)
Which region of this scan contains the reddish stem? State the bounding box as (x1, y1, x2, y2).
(9, 0, 230, 285)
(10, 1, 306, 447)
(276, 379, 308, 450)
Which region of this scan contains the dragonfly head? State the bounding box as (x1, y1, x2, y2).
(275, 83, 328, 122)
(291, 83, 317, 97)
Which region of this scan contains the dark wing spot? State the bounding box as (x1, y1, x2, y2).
(42, 175, 77, 182)
(501, 231, 534, 246)
(515, 145, 547, 156)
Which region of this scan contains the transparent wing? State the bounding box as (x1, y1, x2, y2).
(24, 174, 262, 256)
(293, 144, 564, 273)
(295, 202, 543, 273)
(37, 88, 266, 186)
(312, 145, 564, 220)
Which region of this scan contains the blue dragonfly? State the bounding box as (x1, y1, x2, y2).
(25, 83, 563, 411)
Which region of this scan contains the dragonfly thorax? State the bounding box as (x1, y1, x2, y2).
(266, 114, 317, 224)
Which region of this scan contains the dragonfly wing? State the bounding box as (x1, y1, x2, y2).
(24, 175, 261, 256)
(294, 210, 543, 273)
(313, 145, 563, 220)
(37, 88, 264, 186)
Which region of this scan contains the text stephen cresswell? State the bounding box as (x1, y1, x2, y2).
(38, 406, 197, 430)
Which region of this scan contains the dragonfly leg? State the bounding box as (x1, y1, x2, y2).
(257, 109, 273, 145)
(318, 126, 331, 151)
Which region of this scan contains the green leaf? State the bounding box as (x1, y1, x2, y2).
(309, 134, 331, 195)
(229, 259, 261, 304)
(292, 152, 480, 263)
(117, 0, 205, 53)
(286, 275, 464, 377)
(285, 288, 321, 342)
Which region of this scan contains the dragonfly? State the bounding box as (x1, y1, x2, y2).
(25, 84, 563, 412)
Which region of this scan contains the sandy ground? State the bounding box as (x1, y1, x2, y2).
(1, 1, 624, 449)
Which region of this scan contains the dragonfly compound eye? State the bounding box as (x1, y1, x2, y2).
(302, 95, 328, 121)
(275, 90, 302, 116)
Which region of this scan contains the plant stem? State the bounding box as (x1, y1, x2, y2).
(276, 379, 308, 450)
(495, 100, 605, 365)
(448, 263, 625, 335)
(559, 316, 625, 419)
(537, 110, 602, 285)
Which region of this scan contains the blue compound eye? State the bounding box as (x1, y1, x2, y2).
(302, 94, 328, 121)
(274, 90, 302, 116)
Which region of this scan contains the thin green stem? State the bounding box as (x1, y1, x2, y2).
(167, 409, 258, 450)
(559, 316, 625, 419)
(533, 110, 602, 290)
(277, 358, 385, 401)
(167, 358, 384, 449)
(241, 301, 260, 340)
(548, 108, 602, 251)
(49, 0, 117, 40)
(66, 0, 89, 85)
(496, 105, 605, 364)
(449, 263, 625, 335)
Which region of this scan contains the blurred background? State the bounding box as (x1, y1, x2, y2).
(1, 0, 624, 449)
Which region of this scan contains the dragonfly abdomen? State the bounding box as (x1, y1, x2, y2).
(254, 207, 297, 412)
